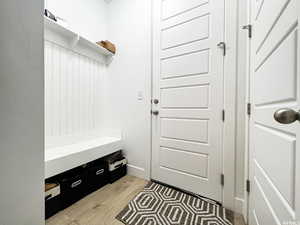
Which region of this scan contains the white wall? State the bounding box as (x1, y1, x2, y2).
(44, 0, 117, 143)
(45, 0, 152, 179)
(0, 0, 44, 224)
(106, 0, 152, 179)
(45, 0, 108, 41)
(44, 40, 108, 140)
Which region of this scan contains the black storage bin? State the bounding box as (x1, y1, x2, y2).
(103, 151, 127, 183)
(110, 164, 127, 183)
(45, 183, 62, 219)
(45, 195, 61, 219)
(59, 166, 88, 209)
(86, 160, 109, 195)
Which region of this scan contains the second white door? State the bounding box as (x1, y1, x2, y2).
(248, 0, 300, 224)
(152, 0, 225, 202)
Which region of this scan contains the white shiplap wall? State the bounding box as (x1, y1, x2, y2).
(45, 41, 107, 138)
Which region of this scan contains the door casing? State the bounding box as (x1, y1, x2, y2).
(243, 0, 251, 222)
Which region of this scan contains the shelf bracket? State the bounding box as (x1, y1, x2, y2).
(70, 34, 80, 49)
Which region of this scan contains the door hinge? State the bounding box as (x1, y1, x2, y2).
(221, 174, 225, 186)
(246, 179, 251, 193)
(242, 24, 252, 38)
(217, 42, 226, 56)
(247, 103, 251, 116)
(222, 110, 225, 122)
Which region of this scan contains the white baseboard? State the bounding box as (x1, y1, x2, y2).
(127, 164, 146, 179)
(235, 197, 244, 214)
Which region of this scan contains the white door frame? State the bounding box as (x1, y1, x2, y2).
(243, 0, 251, 222)
(150, 0, 238, 212)
(222, 0, 238, 211)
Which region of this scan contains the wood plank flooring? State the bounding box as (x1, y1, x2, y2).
(46, 176, 246, 225)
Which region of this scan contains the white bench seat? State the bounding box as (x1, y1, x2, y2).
(45, 135, 122, 179)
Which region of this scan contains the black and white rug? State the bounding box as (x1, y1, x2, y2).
(116, 182, 234, 225)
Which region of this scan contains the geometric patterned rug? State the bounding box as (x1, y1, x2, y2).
(116, 182, 234, 225)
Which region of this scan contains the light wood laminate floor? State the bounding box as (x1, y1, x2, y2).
(46, 176, 246, 225)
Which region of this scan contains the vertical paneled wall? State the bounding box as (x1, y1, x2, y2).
(45, 41, 107, 137)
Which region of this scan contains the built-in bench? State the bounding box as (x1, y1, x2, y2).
(45, 135, 122, 179)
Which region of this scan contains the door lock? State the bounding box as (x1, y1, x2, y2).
(151, 110, 159, 116)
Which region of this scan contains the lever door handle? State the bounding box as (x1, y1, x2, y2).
(274, 108, 300, 124)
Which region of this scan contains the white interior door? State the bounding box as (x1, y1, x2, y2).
(152, 0, 225, 202)
(249, 0, 300, 224)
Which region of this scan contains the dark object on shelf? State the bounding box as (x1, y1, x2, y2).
(103, 151, 127, 183)
(44, 9, 57, 22)
(45, 182, 62, 219)
(59, 166, 88, 209)
(86, 159, 109, 195)
(96, 40, 116, 54)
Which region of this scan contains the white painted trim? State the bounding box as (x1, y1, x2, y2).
(147, 0, 154, 182)
(127, 164, 147, 180)
(223, 0, 238, 211)
(235, 197, 245, 214)
(243, 0, 251, 222)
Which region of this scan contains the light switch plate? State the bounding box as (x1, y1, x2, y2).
(137, 91, 143, 100)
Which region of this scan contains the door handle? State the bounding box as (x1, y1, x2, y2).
(274, 108, 300, 124)
(96, 169, 104, 175)
(71, 179, 82, 188)
(151, 110, 159, 116)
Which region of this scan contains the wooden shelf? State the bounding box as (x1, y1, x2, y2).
(44, 16, 114, 63)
